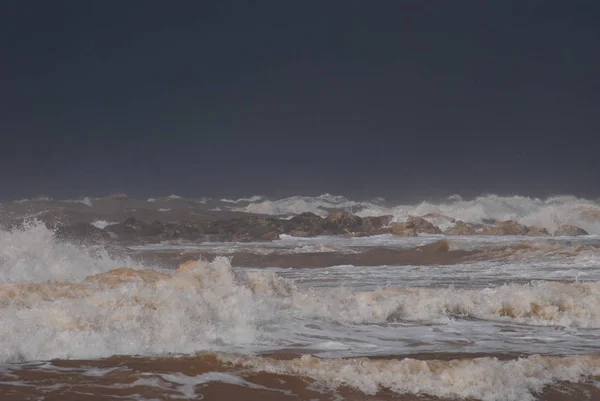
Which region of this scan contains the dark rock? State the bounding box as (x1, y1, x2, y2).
(392, 216, 443, 236)
(290, 212, 322, 225)
(362, 215, 394, 230)
(159, 221, 202, 241)
(261, 231, 280, 241)
(497, 220, 529, 236)
(285, 213, 325, 236)
(390, 221, 418, 237)
(201, 221, 223, 235)
(554, 225, 588, 236)
(526, 227, 551, 237)
(323, 211, 363, 233)
(390, 222, 418, 237)
(480, 226, 503, 235)
(407, 216, 443, 234)
(288, 230, 315, 238)
(55, 223, 112, 243)
(107, 218, 165, 242)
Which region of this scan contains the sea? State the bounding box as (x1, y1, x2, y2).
(1, 193, 600, 401)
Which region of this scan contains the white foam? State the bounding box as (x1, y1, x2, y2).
(162, 371, 294, 398)
(0, 256, 294, 363)
(1, 250, 599, 363)
(237, 193, 600, 235)
(357, 194, 600, 235)
(237, 193, 359, 217)
(91, 220, 117, 229)
(65, 197, 93, 207)
(222, 353, 600, 401)
(221, 195, 265, 204)
(2, 228, 600, 367)
(0, 221, 135, 283)
(15, 196, 53, 203)
(294, 281, 600, 328)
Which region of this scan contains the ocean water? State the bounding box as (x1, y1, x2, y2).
(7, 193, 600, 235)
(1, 196, 600, 400)
(232, 193, 600, 235)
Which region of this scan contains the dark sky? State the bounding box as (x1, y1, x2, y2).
(2, 1, 599, 201)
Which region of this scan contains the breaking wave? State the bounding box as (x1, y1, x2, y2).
(6, 193, 600, 235)
(0, 221, 136, 283)
(223, 353, 600, 401)
(240, 194, 600, 235)
(1, 223, 599, 365)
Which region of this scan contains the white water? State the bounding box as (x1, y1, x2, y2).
(7, 193, 600, 235)
(91, 220, 118, 229)
(1, 223, 600, 400)
(236, 193, 360, 216)
(238, 193, 600, 235)
(223, 353, 600, 401)
(0, 222, 136, 283)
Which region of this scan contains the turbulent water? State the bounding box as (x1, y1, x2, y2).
(6, 193, 600, 235)
(2, 194, 600, 400)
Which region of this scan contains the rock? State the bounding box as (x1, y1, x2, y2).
(497, 220, 530, 236)
(526, 227, 551, 237)
(554, 225, 588, 236)
(107, 218, 165, 242)
(219, 216, 279, 242)
(286, 212, 325, 235)
(390, 222, 418, 237)
(362, 215, 394, 230)
(160, 221, 202, 241)
(201, 221, 223, 235)
(323, 211, 363, 233)
(391, 217, 443, 237)
(261, 231, 280, 241)
(407, 216, 442, 234)
(55, 222, 112, 243)
(289, 212, 321, 222)
(480, 226, 503, 235)
(288, 230, 315, 238)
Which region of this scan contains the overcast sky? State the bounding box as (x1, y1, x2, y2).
(2, 1, 599, 201)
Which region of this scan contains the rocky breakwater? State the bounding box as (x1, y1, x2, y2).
(441, 219, 589, 237)
(55, 212, 395, 244)
(53, 212, 590, 244)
